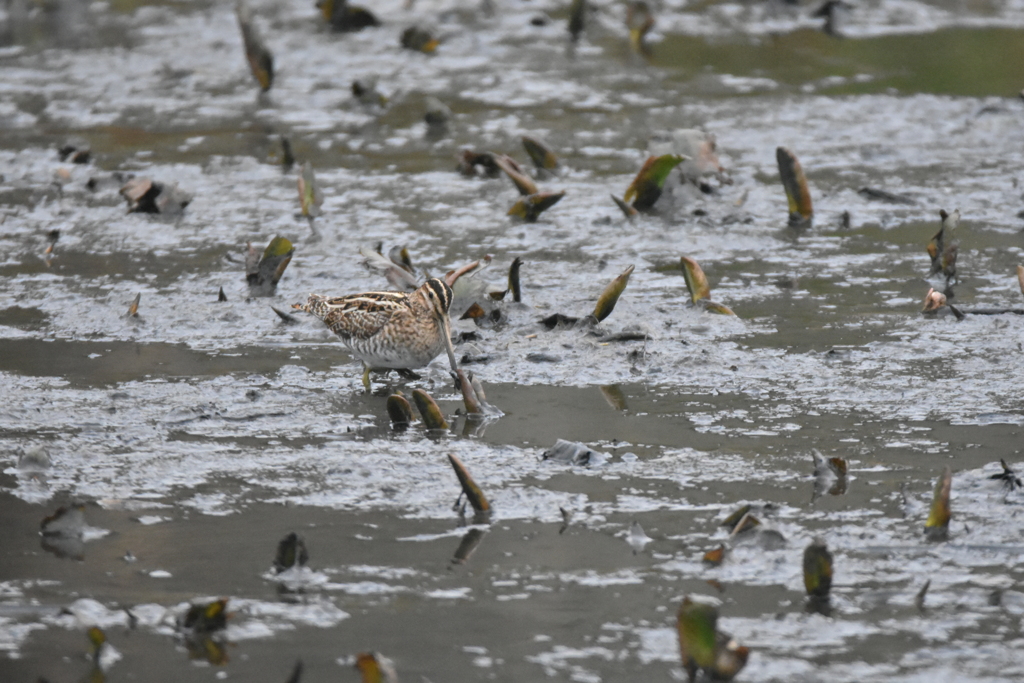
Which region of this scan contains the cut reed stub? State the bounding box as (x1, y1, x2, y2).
(776, 146, 813, 227)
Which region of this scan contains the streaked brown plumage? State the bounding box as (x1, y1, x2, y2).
(294, 278, 458, 390)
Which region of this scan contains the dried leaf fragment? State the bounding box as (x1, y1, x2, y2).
(611, 193, 638, 219)
(624, 154, 685, 211)
(508, 191, 565, 222)
(493, 154, 538, 196)
(720, 504, 752, 532)
(703, 544, 726, 566)
(127, 293, 141, 317)
(522, 135, 558, 171)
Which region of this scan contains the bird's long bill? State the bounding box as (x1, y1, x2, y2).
(439, 312, 459, 374)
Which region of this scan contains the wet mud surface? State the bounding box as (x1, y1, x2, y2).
(2, 0, 1024, 681)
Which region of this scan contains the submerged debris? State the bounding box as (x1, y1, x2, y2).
(236, 0, 274, 91)
(246, 237, 294, 297)
(627, 520, 652, 553)
(424, 96, 451, 136)
(921, 287, 964, 320)
(401, 26, 439, 53)
(41, 503, 86, 538)
(522, 135, 559, 172)
(317, 0, 380, 32)
(926, 208, 960, 289)
(273, 532, 309, 573)
(803, 538, 833, 599)
(279, 136, 295, 170)
(180, 598, 229, 634)
(924, 467, 953, 541)
(559, 506, 572, 534)
(989, 459, 1022, 491)
(57, 141, 90, 164)
(120, 178, 193, 214)
(776, 146, 813, 226)
(352, 78, 387, 107)
(509, 191, 565, 222)
(542, 439, 608, 466)
(677, 597, 749, 683)
(912, 579, 931, 611)
(812, 0, 853, 37)
(218, 287, 228, 302)
(811, 449, 848, 500)
(622, 155, 685, 212)
(719, 504, 753, 533)
(858, 186, 915, 205)
(456, 149, 500, 177)
(647, 129, 726, 189)
(568, 0, 586, 41)
(508, 257, 523, 302)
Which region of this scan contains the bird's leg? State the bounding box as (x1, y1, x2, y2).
(361, 363, 372, 393)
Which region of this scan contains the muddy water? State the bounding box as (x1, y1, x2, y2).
(2, 0, 1024, 681)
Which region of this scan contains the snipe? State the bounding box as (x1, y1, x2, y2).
(294, 278, 459, 391)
